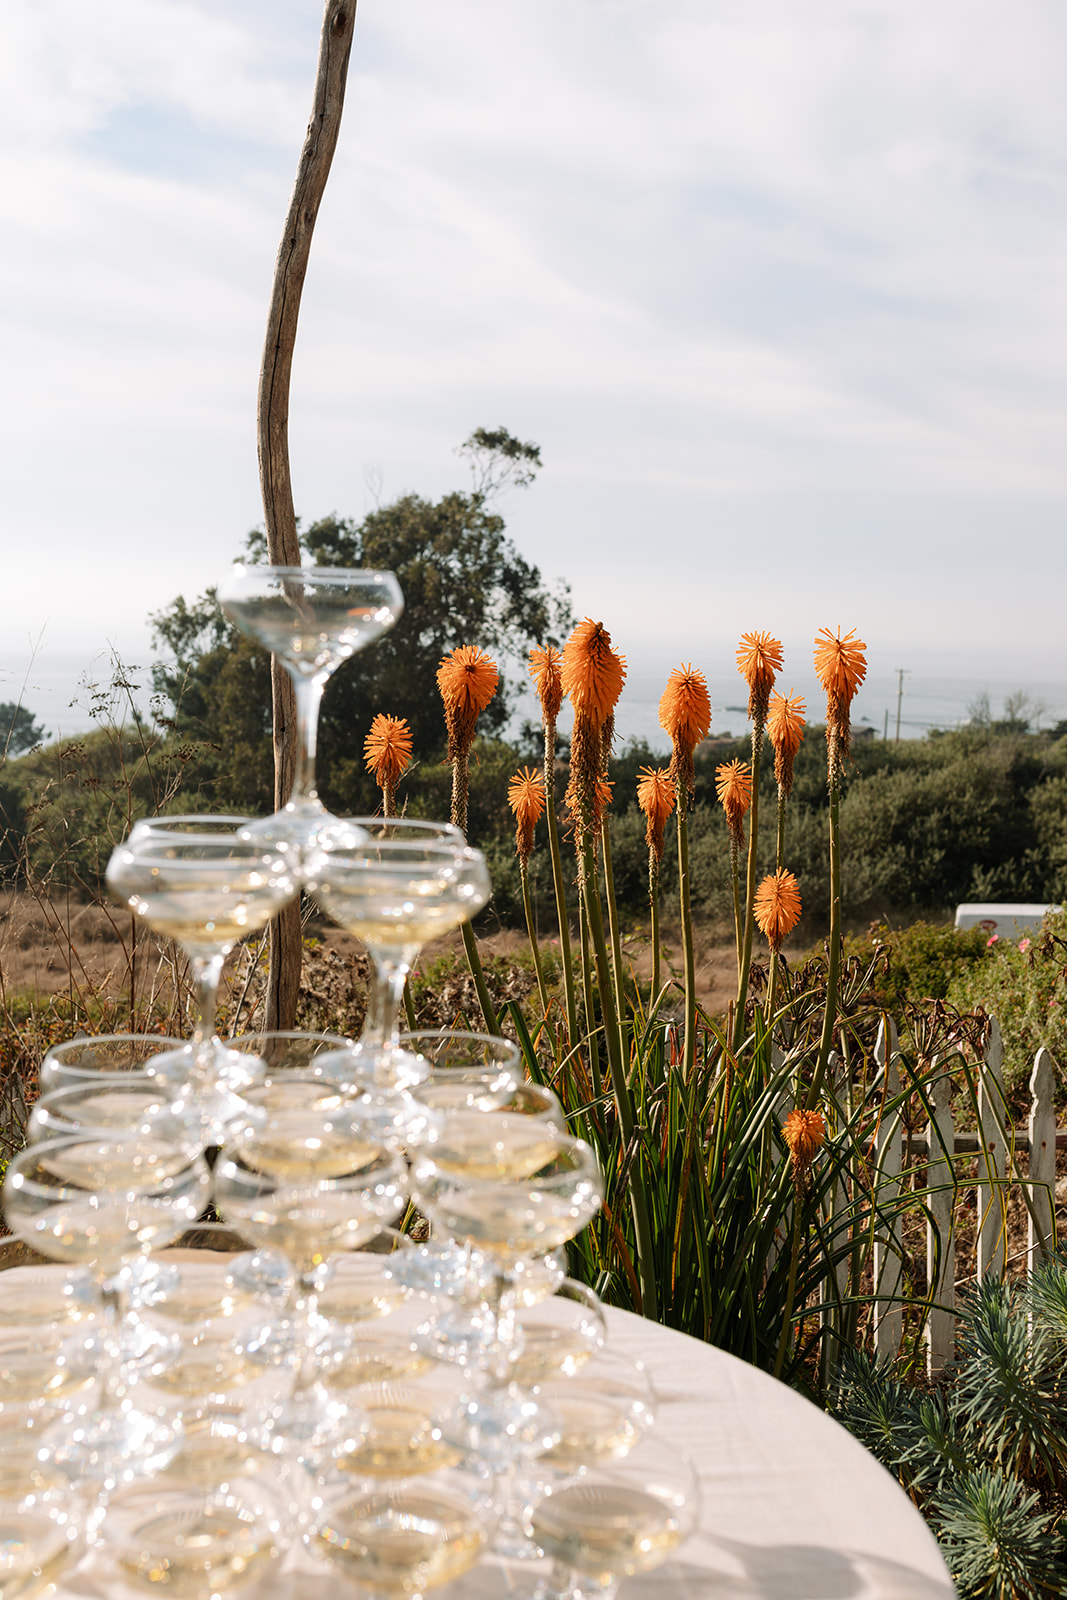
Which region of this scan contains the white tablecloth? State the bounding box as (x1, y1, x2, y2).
(9, 1257, 955, 1600)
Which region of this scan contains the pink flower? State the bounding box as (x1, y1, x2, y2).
(987, 934, 999, 947)
(1018, 937, 1032, 953)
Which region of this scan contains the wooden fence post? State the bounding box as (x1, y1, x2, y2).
(1028, 1047, 1057, 1268)
(873, 1018, 903, 1360)
(976, 1017, 1007, 1281)
(926, 1063, 955, 1375)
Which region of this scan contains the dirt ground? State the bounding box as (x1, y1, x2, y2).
(0, 887, 754, 1021)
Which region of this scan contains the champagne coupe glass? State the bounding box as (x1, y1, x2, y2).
(0, 1489, 83, 1600)
(400, 1030, 522, 1115)
(412, 1119, 603, 1401)
(28, 1080, 204, 1156)
(106, 818, 299, 1140)
(40, 1034, 186, 1094)
(26, 1082, 205, 1378)
(406, 1069, 567, 1366)
(3, 1134, 211, 1482)
(510, 1280, 607, 1388)
(104, 1477, 284, 1599)
(212, 1108, 408, 1451)
(305, 828, 491, 1096)
(217, 565, 404, 848)
(38, 1036, 190, 1309)
(218, 1032, 356, 1297)
(524, 1435, 699, 1600)
(306, 1460, 499, 1599)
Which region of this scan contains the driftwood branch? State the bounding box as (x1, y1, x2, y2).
(257, 0, 358, 1032)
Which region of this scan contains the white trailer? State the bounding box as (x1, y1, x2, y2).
(953, 903, 1060, 940)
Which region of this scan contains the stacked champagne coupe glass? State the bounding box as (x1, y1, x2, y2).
(0, 563, 698, 1600)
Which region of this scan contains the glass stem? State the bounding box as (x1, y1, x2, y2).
(363, 955, 410, 1051)
(289, 671, 327, 810)
(97, 1276, 132, 1407)
(290, 1272, 326, 1393)
(481, 1271, 517, 1389)
(190, 952, 226, 1043)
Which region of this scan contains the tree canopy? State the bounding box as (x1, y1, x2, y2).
(149, 429, 571, 815)
(0, 703, 47, 758)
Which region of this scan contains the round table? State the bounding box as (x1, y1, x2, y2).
(5, 1255, 955, 1600)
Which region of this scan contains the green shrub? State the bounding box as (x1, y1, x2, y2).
(830, 1266, 1067, 1599)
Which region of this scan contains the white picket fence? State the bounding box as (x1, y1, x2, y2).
(817, 1016, 1060, 1377)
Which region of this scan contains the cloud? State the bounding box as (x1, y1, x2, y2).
(1, 0, 1065, 704)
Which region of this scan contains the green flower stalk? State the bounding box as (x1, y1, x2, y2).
(636, 766, 676, 1012)
(529, 645, 579, 1048)
(716, 759, 753, 990)
(659, 666, 711, 1076)
(561, 617, 658, 1320)
(437, 644, 501, 1036)
(808, 628, 867, 1109)
(508, 766, 550, 1017)
(732, 633, 783, 1051)
(765, 691, 806, 1021)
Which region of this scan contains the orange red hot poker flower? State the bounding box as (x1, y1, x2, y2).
(736, 632, 783, 721)
(715, 758, 753, 848)
(561, 620, 625, 848)
(636, 766, 676, 863)
(767, 691, 806, 796)
(782, 1108, 826, 1192)
(508, 766, 546, 865)
(364, 714, 413, 792)
(560, 619, 626, 727)
(753, 869, 802, 952)
(813, 627, 867, 767)
(659, 665, 711, 802)
(436, 646, 499, 761)
(528, 646, 563, 725)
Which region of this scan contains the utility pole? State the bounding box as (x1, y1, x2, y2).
(883, 708, 889, 741)
(894, 669, 909, 742)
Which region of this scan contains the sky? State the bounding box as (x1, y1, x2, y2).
(3, 0, 1067, 748)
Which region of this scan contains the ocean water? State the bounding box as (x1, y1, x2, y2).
(4, 646, 1066, 753)
(573, 662, 1067, 755)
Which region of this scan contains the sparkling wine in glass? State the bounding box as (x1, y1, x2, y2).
(305, 827, 491, 1096)
(212, 1108, 408, 1453)
(3, 1134, 211, 1483)
(0, 1491, 83, 1600)
(105, 1478, 284, 1598)
(306, 1464, 498, 1599)
(40, 1034, 186, 1095)
(217, 565, 403, 848)
(524, 1436, 699, 1600)
(412, 1117, 602, 1354)
(106, 817, 298, 1139)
